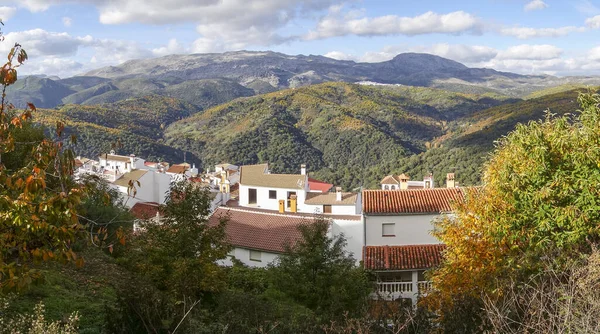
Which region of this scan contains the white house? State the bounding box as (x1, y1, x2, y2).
(98, 152, 146, 177)
(380, 173, 435, 190)
(238, 163, 360, 214)
(111, 168, 173, 208)
(238, 163, 309, 212)
(361, 187, 466, 304)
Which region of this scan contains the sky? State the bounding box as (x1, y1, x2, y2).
(1, 0, 600, 77)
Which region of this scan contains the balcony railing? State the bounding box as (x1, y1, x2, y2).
(375, 281, 432, 300)
(377, 281, 413, 294)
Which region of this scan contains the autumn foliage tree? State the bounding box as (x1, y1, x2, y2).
(0, 26, 85, 290)
(425, 91, 600, 331)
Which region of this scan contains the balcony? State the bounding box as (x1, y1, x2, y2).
(374, 281, 432, 302)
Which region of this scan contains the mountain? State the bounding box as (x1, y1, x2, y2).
(7, 51, 600, 111)
(81, 51, 600, 98)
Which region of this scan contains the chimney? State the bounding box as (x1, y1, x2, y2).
(300, 164, 306, 175)
(290, 194, 297, 213)
(399, 174, 409, 190)
(446, 173, 455, 188)
(336, 187, 342, 201)
(423, 173, 434, 189)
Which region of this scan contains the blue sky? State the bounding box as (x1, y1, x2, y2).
(1, 0, 600, 77)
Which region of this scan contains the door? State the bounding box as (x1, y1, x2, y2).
(323, 205, 332, 214)
(248, 188, 257, 204)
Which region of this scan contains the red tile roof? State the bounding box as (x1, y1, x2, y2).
(363, 244, 446, 270)
(166, 165, 187, 174)
(130, 202, 161, 219)
(362, 188, 466, 214)
(308, 177, 334, 192)
(209, 207, 314, 253)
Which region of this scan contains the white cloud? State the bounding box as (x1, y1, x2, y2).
(524, 0, 548, 11)
(0, 28, 160, 76)
(0, 29, 90, 57)
(323, 51, 355, 61)
(585, 15, 600, 29)
(0, 6, 17, 21)
(500, 26, 585, 39)
(306, 10, 482, 39)
(152, 39, 185, 57)
(62, 16, 72, 27)
(9, 0, 339, 51)
(496, 44, 563, 60)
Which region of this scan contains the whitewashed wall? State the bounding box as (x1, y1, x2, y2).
(303, 203, 358, 215)
(239, 184, 308, 212)
(365, 214, 440, 246)
(331, 218, 364, 263)
(219, 247, 280, 268)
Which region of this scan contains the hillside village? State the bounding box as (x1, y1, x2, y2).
(74, 150, 469, 306)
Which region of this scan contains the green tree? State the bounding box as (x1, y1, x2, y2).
(426, 91, 600, 331)
(269, 216, 372, 322)
(118, 180, 230, 332)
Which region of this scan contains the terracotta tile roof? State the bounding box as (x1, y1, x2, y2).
(363, 244, 446, 270)
(112, 169, 148, 187)
(308, 178, 334, 192)
(74, 159, 84, 168)
(144, 161, 158, 167)
(380, 175, 400, 185)
(99, 154, 131, 163)
(304, 192, 358, 205)
(130, 202, 161, 219)
(240, 164, 306, 189)
(166, 165, 187, 174)
(209, 207, 314, 253)
(363, 188, 466, 214)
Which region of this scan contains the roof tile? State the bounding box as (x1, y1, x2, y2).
(363, 244, 446, 270)
(209, 207, 313, 253)
(362, 188, 466, 214)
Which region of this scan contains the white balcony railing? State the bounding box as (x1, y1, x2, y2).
(374, 281, 432, 302)
(377, 281, 413, 294)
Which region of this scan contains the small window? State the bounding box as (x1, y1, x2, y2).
(390, 185, 395, 190)
(382, 223, 395, 237)
(323, 205, 332, 214)
(269, 190, 277, 199)
(384, 185, 389, 190)
(249, 250, 262, 262)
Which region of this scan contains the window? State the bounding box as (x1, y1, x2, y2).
(249, 250, 262, 262)
(390, 185, 395, 190)
(382, 223, 395, 237)
(269, 190, 277, 199)
(248, 188, 257, 204)
(323, 205, 332, 214)
(384, 185, 389, 190)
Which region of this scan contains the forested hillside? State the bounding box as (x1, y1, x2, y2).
(164, 82, 512, 188)
(28, 81, 589, 189)
(165, 83, 589, 189)
(33, 95, 201, 163)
